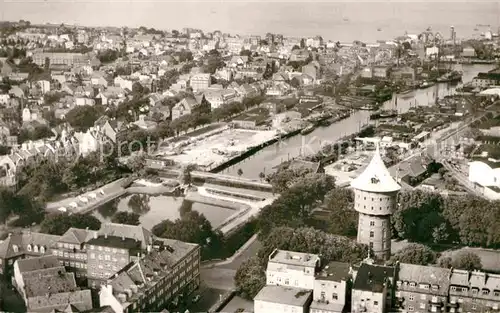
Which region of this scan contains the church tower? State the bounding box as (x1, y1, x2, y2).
(351, 145, 400, 260)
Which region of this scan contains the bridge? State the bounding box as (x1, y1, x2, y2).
(159, 169, 274, 191)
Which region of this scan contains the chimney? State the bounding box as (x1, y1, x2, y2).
(104, 233, 108, 239)
(122, 236, 125, 241)
(93, 232, 98, 239)
(85, 227, 89, 231)
(147, 245, 152, 254)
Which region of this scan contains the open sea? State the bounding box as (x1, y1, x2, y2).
(3, 1, 500, 42)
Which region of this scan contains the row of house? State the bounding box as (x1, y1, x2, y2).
(0, 223, 200, 313)
(255, 249, 500, 313)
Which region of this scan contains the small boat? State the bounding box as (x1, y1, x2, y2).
(377, 28, 382, 32)
(370, 109, 397, 120)
(419, 81, 435, 89)
(399, 88, 413, 95)
(301, 124, 315, 135)
(359, 104, 377, 111)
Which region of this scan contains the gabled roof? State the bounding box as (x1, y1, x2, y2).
(351, 146, 401, 193)
(59, 228, 96, 245)
(98, 223, 152, 249)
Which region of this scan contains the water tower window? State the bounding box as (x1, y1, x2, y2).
(371, 177, 380, 184)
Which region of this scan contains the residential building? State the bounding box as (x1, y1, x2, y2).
(229, 56, 249, 68)
(190, 73, 211, 91)
(254, 286, 312, 313)
(0, 231, 60, 276)
(13, 255, 93, 312)
(373, 66, 390, 79)
(86, 234, 143, 288)
(266, 249, 320, 290)
(472, 72, 500, 88)
(51, 227, 95, 281)
(99, 239, 200, 313)
(302, 63, 320, 80)
(114, 76, 134, 91)
(32, 52, 89, 67)
(204, 89, 238, 109)
(351, 263, 395, 313)
(238, 83, 260, 98)
(350, 145, 401, 260)
(448, 268, 500, 312)
(310, 262, 352, 313)
(394, 262, 450, 313)
(425, 46, 440, 57)
(171, 97, 206, 120)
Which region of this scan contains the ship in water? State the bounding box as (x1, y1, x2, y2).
(300, 124, 315, 135)
(359, 104, 378, 111)
(370, 109, 398, 120)
(436, 70, 463, 83)
(419, 81, 436, 89)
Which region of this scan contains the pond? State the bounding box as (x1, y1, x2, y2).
(92, 194, 236, 230)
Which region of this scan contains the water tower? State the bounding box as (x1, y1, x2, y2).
(351, 143, 401, 260)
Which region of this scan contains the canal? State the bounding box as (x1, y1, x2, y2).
(223, 64, 495, 180)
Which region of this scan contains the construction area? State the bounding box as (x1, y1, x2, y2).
(157, 128, 278, 170)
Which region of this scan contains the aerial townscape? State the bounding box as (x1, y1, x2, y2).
(1, 3, 500, 313)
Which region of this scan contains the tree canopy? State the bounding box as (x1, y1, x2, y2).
(111, 211, 140, 225)
(389, 243, 438, 266)
(65, 105, 105, 132)
(40, 213, 101, 235)
(392, 190, 500, 248)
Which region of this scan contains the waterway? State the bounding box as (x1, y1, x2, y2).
(92, 194, 235, 231)
(223, 64, 495, 180)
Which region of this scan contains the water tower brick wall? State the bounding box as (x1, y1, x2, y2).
(354, 189, 398, 260)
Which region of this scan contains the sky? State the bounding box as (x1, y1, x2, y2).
(2, 1, 500, 41)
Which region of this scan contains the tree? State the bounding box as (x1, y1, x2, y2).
(266, 165, 312, 193)
(323, 189, 358, 237)
(152, 211, 216, 245)
(389, 243, 438, 265)
(237, 168, 243, 177)
(0, 187, 17, 224)
(258, 173, 336, 237)
(180, 164, 196, 186)
(126, 153, 146, 176)
(111, 212, 140, 225)
(235, 257, 267, 299)
(451, 251, 483, 271)
(40, 213, 101, 235)
(258, 172, 265, 181)
(437, 256, 453, 268)
(65, 105, 105, 132)
(132, 82, 145, 95)
(290, 77, 301, 88)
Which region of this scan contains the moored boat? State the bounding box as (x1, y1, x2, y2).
(301, 124, 315, 135)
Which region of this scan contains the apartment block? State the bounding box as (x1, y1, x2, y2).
(310, 262, 353, 313)
(351, 263, 395, 313)
(190, 73, 211, 91)
(99, 238, 200, 313)
(86, 234, 143, 287)
(254, 286, 312, 313)
(266, 249, 321, 290)
(394, 263, 450, 313)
